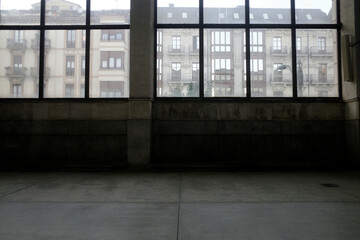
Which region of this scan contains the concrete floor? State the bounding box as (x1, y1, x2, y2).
(0, 171, 360, 240)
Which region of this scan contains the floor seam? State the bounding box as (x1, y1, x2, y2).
(176, 174, 182, 240)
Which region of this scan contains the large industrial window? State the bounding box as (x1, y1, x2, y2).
(0, 0, 130, 99)
(155, 0, 340, 98)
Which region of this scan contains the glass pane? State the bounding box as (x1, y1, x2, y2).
(91, 0, 130, 25)
(0, 30, 40, 98)
(45, 30, 85, 98)
(45, 0, 86, 25)
(157, 0, 199, 24)
(204, 29, 246, 97)
(296, 29, 338, 97)
(90, 29, 129, 98)
(250, 29, 293, 98)
(250, 0, 291, 24)
(296, 0, 336, 24)
(0, 0, 40, 25)
(157, 29, 199, 97)
(204, 0, 245, 24)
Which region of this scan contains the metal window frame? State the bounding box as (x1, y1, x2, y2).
(0, 0, 130, 101)
(154, 0, 342, 101)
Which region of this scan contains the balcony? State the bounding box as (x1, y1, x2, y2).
(296, 47, 309, 56)
(309, 74, 335, 84)
(310, 47, 334, 57)
(30, 67, 50, 80)
(270, 74, 292, 86)
(7, 39, 27, 52)
(168, 45, 185, 55)
(167, 73, 198, 84)
(31, 38, 51, 50)
(189, 46, 199, 55)
(5, 67, 27, 80)
(270, 46, 288, 56)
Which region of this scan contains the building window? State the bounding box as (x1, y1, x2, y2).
(67, 30, 76, 48)
(82, 30, 86, 48)
(81, 56, 85, 76)
(211, 31, 231, 52)
(100, 51, 124, 69)
(182, 12, 188, 18)
(318, 64, 327, 82)
(172, 36, 181, 50)
(66, 56, 75, 76)
(193, 36, 199, 50)
(13, 56, 23, 75)
(65, 84, 74, 97)
(1, 0, 130, 99)
(318, 37, 326, 53)
(250, 31, 263, 52)
(14, 30, 24, 43)
(157, 31, 163, 52)
(12, 84, 22, 98)
(296, 37, 302, 51)
(80, 84, 85, 98)
(153, 1, 340, 98)
(273, 37, 282, 51)
(167, 12, 173, 18)
(171, 62, 181, 81)
(100, 81, 124, 97)
(101, 30, 124, 41)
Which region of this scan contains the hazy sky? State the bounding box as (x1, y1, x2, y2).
(1, 0, 332, 14)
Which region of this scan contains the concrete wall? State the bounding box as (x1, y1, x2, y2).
(0, 102, 128, 169)
(0, 0, 358, 170)
(152, 101, 346, 168)
(342, 0, 360, 163)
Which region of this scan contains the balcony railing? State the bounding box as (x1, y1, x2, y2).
(296, 47, 309, 55)
(270, 74, 292, 83)
(5, 67, 27, 79)
(310, 46, 334, 56)
(168, 45, 185, 55)
(270, 46, 288, 56)
(30, 67, 50, 80)
(189, 46, 199, 55)
(31, 38, 51, 49)
(167, 73, 199, 83)
(7, 39, 27, 52)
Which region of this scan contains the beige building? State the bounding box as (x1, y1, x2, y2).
(0, 0, 130, 98)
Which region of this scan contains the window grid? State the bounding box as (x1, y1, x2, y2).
(155, 0, 341, 99)
(0, 0, 130, 99)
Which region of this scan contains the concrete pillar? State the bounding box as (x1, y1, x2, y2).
(127, 0, 155, 168)
(342, 0, 360, 163)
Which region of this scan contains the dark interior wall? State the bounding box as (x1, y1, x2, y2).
(0, 100, 348, 170)
(0, 102, 129, 169)
(152, 101, 347, 169)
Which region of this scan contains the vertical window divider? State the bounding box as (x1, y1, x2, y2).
(336, 0, 342, 99)
(39, 0, 46, 99)
(154, 0, 158, 98)
(85, 0, 91, 99)
(199, 0, 204, 98)
(291, 0, 298, 98)
(245, 0, 251, 99)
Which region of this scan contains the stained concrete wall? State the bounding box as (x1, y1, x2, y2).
(152, 101, 346, 168)
(0, 102, 129, 169)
